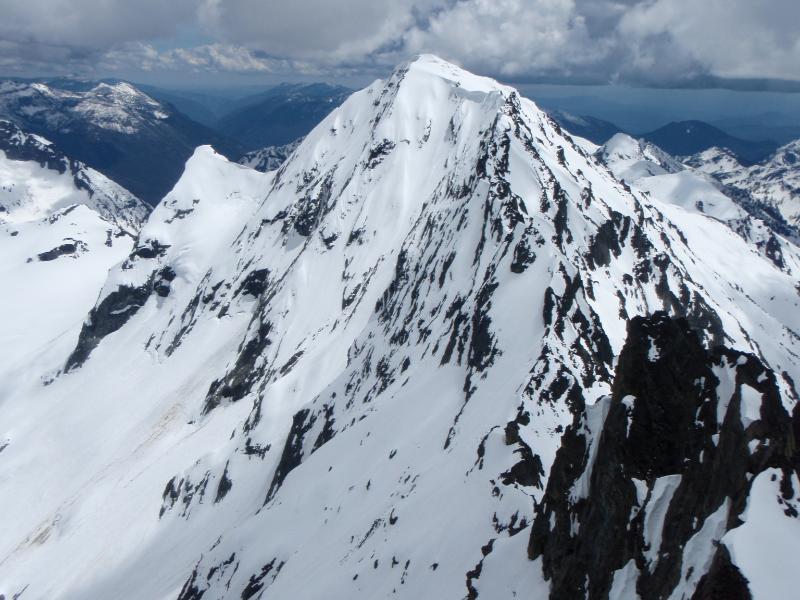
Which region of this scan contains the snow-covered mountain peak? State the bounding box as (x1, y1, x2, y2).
(72, 82, 169, 133)
(1, 56, 799, 600)
(176, 144, 244, 183)
(149, 143, 268, 239)
(769, 138, 800, 168)
(598, 132, 684, 181)
(0, 121, 149, 399)
(0, 119, 148, 231)
(0, 79, 170, 136)
(684, 146, 743, 175)
(367, 54, 514, 118)
(689, 137, 800, 227)
(403, 54, 515, 96)
(91, 81, 150, 99)
(162, 145, 271, 211)
(598, 131, 800, 269)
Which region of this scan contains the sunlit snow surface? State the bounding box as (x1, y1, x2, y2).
(0, 56, 798, 599)
(0, 125, 147, 390)
(689, 141, 800, 227)
(600, 132, 800, 267)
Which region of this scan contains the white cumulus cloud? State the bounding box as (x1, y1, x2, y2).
(0, 0, 797, 84)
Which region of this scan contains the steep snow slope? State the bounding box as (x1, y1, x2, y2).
(690, 140, 800, 227)
(0, 56, 798, 600)
(0, 122, 148, 417)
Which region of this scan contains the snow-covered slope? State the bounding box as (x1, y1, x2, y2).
(598, 133, 684, 182)
(0, 56, 798, 600)
(689, 140, 800, 227)
(685, 146, 744, 177)
(0, 120, 148, 232)
(238, 138, 302, 172)
(598, 132, 799, 270)
(0, 121, 148, 413)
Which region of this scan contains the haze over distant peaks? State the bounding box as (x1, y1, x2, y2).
(640, 120, 777, 164)
(0, 80, 242, 205)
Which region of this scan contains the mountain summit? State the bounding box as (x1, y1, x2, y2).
(1, 55, 798, 599)
(690, 140, 800, 228)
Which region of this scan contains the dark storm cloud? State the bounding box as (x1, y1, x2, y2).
(0, 0, 797, 85)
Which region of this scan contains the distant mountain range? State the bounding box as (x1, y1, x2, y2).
(0, 75, 786, 213)
(688, 141, 800, 228)
(0, 78, 350, 205)
(215, 83, 351, 151)
(638, 120, 778, 164)
(138, 85, 233, 127)
(145, 82, 352, 151)
(547, 111, 778, 165)
(0, 80, 242, 205)
(238, 138, 303, 172)
(547, 110, 623, 144)
(711, 113, 800, 147)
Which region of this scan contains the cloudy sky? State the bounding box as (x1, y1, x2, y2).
(0, 0, 798, 87)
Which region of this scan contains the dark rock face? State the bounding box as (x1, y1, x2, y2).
(529, 312, 798, 600)
(291, 172, 336, 237)
(0, 120, 68, 173)
(204, 320, 273, 413)
(509, 236, 536, 273)
(263, 404, 337, 504)
(236, 268, 270, 298)
(586, 214, 625, 270)
(692, 546, 752, 600)
(365, 139, 395, 169)
(65, 281, 154, 371)
(240, 558, 284, 599)
(153, 266, 176, 298)
(37, 240, 84, 261)
(130, 239, 170, 260)
(265, 408, 315, 504)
